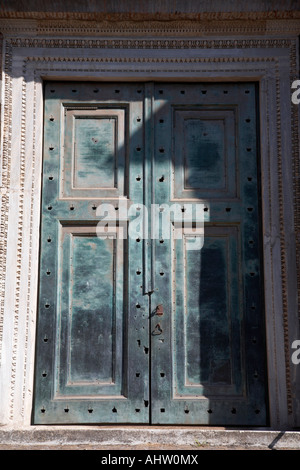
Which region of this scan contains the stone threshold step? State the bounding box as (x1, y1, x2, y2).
(0, 427, 300, 450)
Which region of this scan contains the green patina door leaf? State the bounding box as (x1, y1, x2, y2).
(33, 83, 149, 424)
(150, 83, 267, 425)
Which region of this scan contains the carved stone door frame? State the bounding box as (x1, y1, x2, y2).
(0, 24, 299, 429)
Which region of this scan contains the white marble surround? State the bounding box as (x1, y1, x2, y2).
(0, 18, 299, 429)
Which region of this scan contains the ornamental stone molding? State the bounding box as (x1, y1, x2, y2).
(0, 18, 299, 430)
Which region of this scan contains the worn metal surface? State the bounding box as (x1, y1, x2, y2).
(33, 82, 149, 424)
(33, 81, 267, 425)
(150, 82, 267, 425)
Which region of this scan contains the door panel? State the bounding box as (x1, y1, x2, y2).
(57, 226, 125, 397)
(174, 225, 242, 397)
(33, 81, 267, 425)
(62, 107, 126, 198)
(33, 82, 149, 424)
(173, 108, 237, 198)
(150, 82, 267, 425)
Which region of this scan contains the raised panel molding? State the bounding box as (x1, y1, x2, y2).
(62, 107, 126, 198)
(0, 30, 298, 429)
(173, 225, 243, 399)
(55, 226, 125, 398)
(173, 107, 237, 199)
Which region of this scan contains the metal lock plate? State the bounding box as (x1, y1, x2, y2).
(156, 304, 164, 316)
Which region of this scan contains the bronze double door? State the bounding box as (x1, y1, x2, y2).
(33, 81, 267, 425)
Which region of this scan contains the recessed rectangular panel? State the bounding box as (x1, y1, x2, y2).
(185, 235, 231, 386)
(62, 107, 126, 199)
(184, 119, 225, 190)
(68, 234, 115, 384)
(55, 225, 125, 398)
(173, 108, 237, 199)
(74, 117, 117, 190)
(173, 225, 243, 398)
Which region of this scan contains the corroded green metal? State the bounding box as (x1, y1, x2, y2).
(33, 82, 149, 424)
(33, 81, 267, 425)
(150, 82, 267, 425)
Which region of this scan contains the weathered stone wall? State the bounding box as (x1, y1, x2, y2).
(0, 3, 300, 433)
(1, 0, 300, 15)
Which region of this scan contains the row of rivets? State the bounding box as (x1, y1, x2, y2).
(49, 88, 251, 95)
(40, 405, 260, 414)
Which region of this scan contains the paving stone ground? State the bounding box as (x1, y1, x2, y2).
(0, 427, 298, 451)
(0, 443, 280, 450)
